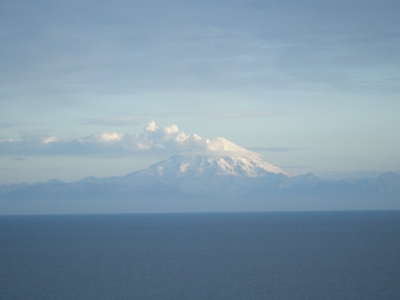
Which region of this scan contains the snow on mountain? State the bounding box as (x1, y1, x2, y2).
(124, 137, 292, 182)
(183, 137, 257, 157)
(135, 154, 291, 179)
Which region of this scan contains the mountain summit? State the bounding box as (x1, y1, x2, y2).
(127, 137, 291, 180)
(182, 137, 257, 157)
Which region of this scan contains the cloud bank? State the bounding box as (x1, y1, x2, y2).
(0, 121, 258, 157)
(3, 0, 399, 108)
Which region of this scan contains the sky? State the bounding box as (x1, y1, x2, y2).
(1, 0, 400, 184)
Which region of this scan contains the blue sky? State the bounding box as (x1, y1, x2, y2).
(1, 0, 399, 184)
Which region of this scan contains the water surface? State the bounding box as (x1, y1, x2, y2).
(1, 211, 400, 299)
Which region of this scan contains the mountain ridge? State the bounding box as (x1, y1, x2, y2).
(1, 138, 399, 214)
(1, 170, 399, 214)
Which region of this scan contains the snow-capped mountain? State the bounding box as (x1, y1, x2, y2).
(70, 137, 293, 193)
(75, 136, 292, 194)
(135, 154, 291, 179)
(1, 133, 400, 214)
(132, 137, 292, 179)
(1, 133, 400, 212)
(106, 137, 293, 193)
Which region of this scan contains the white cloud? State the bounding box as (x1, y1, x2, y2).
(0, 121, 260, 157)
(98, 133, 123, 142)
(145, 120, 157, 132)
(42, 136, 59, 144)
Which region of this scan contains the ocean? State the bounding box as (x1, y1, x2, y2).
(1, 211, 400, 299)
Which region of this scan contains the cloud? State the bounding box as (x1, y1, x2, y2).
(81, 111, 278, 124)
(0, 121, 45, 129)
(1, 121, 255, 157)
(3, 0, 399, 108)
(81, 116, 142, 126)
(280, 165, 312, 169)
(42, 137, 59, 144)
(248, 147, 305, 152)
(159, 111, 278, 119)
(40, 167, 62, 171)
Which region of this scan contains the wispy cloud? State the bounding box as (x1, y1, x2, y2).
(163, 111, 278, 119)
(13, 157, 27, 161)
(116, 111, 278, 119)
(0, 122, 45, 129)
(81, 116, 143, 126)
(280, 165, 312, 169)
(248, 147, 305, 152)
(40, 167, 62, 171)
(1, 0, 399, 108)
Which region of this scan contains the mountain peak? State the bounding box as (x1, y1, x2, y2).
(182, 137, 258, 157)
(131, 136, 293, 179)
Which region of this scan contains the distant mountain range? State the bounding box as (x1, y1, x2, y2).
(1, 138, 399, 214)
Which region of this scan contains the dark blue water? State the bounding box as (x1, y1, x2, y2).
(1, 211, 400, 299)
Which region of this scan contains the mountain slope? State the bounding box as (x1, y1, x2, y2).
(84, 154, 291, 194)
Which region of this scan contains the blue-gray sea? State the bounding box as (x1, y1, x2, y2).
(1, 211, 400, 299)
